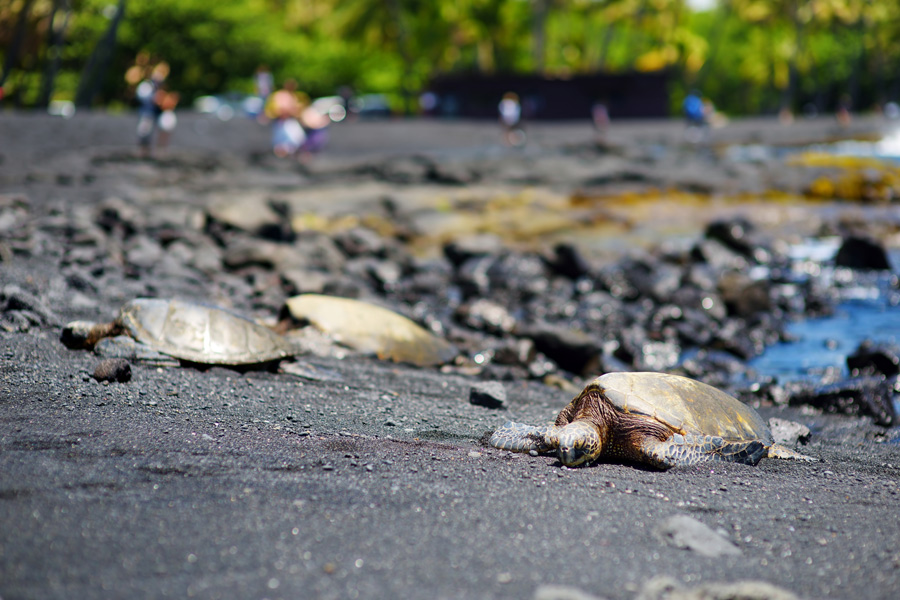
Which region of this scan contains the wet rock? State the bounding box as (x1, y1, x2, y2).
(280, 268, 331, 296)
(345, 257, 404, 293)
(706, 217, 756, 255)
(0, 193, 33, 256)
(616, 321, 683, 371)
(456, 255, 494, 298)
(487, 253, 550, 299)
(704, 216, 776, 264)
(517, 322, 603, 376)
(712, 318, 764, 360)
(96, 196, 143, 238)
(655, 514, 741, 558)
(443, 234, 504, 267)
(847, 340, 900, 377)
(593, 263, 639, 300)
(125, 235, 164, 270)
(493, 338, 536, 366)
(767, 418, 811, 446)
(0, 284, 61, 329)
(691, 238, 749, 271)
(455, 299, 516, 335)
(333, 226, 389, 258)
(789, 376, 897, 426)
(718, 271, 771, 317)
(224, 235, 345, 273)
(468, 381, 507, 409)
(373, 155, 434, 183)
(206, 193, 294, 242)
(92, 358, 132, 383)
(545, 243, 591, 279)
(636, 576, 799, 600)
(677, 349, 752, 389)
(834, 235, 891, 270)
(623, 257, 682, 303)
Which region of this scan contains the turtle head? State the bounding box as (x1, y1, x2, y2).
(556, 421, 602, 467)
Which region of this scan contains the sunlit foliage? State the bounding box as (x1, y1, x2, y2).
(0, 0, 897, 115)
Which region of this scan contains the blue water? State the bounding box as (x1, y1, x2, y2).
(749, 244, 900, 419)
(751, 289, 900, 381)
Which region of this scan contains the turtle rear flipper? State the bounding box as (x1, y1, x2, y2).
(767, 444, 817, 462)
(640, 434, 767, 469)
(489, 422, 557, 453)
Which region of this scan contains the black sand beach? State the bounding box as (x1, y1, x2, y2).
(1, 111, 899, 600)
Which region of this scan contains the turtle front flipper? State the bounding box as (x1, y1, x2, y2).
(639, 433, 767, 469)
(767, 444, 817, 462)
(489, 422, 558, 454)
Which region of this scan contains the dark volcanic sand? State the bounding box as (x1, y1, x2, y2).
(2, 112, 900, 600)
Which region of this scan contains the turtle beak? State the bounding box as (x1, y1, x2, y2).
(558, 445, 586, 467)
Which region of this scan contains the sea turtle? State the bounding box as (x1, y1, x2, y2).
(61, 298, 296, 366)
(489, 372, 815, 469)
(280, 294, 457, 368)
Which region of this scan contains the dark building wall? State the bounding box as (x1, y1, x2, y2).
(427, 72, 669, 120)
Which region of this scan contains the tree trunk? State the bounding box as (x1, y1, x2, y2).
(385, 0, 414, 115)
(37, 0, 72, 108)
(695, 3, 730, 89)
(0, 0, 36, 88)
(531, 0, 549, 72)
(74, 0, 126, 108)
(779, 2, 805, 115)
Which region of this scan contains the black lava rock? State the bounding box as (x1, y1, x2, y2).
(468, 381, 507, 409)
(789, 376, 898, 427)
(517, 321, 603, 376)
(834, 236, 891, 270)
(847, 340, 900, 377)
(93, 358, 132, 383)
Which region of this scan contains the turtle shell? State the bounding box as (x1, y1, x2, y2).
(283, 294, 457, 367)
(117, 298, 295, 365)
(588, 372, 772, 444)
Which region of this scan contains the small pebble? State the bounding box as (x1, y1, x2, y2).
(92, 358, 131, 383)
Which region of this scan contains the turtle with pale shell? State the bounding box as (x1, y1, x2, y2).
(490, 372, 815, 469)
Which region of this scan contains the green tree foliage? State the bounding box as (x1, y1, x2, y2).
(0, 0, 897, 115)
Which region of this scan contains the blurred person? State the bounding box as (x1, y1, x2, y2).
(778, 107, 794, 125)
(135, 61, 170, 157)
(885, 102, 900, 120)
(124, 52, 152, 90)
(254, 65, 274, 101)
(254, 65, 274, 123)
(299, 104, 331, 160)
(591, 99, 610, 144)
(683, 89, 708, 144)
(155, 85, 180, 152)
(836, 94, 852, 127)
(266, 79, 306, 158)
(337, 85, 355, 120)
(499, 92, 525, 146)
(419, 91, 438, 116)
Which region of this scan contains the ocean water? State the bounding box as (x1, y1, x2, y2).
(749, 243, 900, 416)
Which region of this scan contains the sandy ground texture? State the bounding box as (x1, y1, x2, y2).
(2, 112, 900, 600)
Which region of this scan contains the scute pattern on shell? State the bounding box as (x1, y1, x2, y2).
(119, 298, 295, 365)
(587, 372, 773, 444)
